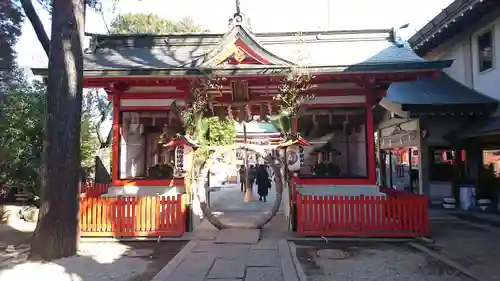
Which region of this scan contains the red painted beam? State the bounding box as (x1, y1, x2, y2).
(118, 93, 188, 99)
(83, 71, 439, 91)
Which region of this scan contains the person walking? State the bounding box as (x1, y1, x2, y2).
(238, 165, 246, 192)
(256, 164, 271, 202)
(249, 164, 257, 188)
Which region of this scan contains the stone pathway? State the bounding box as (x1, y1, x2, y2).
(152, 218, 298, 281)
(209, 183, 284, 212)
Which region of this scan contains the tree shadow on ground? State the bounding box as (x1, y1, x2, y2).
(0, 213, 187, 281)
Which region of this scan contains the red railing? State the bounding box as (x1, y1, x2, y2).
(296, 194, 429, 237)
(81, 182, 109, 197)
(80, 194, 185, 237)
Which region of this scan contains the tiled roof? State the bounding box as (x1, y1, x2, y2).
(81, 26, 442, 73)
(382, 73, 498, 114)
(409, 0, 500, 56)
(445, 116, 500, 140)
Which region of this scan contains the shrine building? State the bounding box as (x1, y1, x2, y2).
(32, 7, 452, 236)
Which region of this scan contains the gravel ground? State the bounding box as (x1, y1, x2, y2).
(294, 241, 472, 281)
(0, 239, 186, 281)
(1, 212, 187, 281)
(429, 220, 500, 281)
(0, 218, 36, 265)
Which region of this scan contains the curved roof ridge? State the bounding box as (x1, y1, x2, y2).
(201, 25, 295, 67)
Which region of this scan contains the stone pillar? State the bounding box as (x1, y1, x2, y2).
(418, 143, 430, 196)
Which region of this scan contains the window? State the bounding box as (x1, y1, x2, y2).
(483, 149, 500, 175)
(119, 111, 179, 180)
(429, 149, 464, 182)
(382, 148, 419, 193)
(478, 30, 494, 72)
(297, 107, 368, 178)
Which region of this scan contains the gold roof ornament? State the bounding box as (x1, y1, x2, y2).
(234, 47, 246, 63)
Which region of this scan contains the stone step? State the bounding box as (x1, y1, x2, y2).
(215, 228, 261, 244)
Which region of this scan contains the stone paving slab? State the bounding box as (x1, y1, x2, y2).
(247, 249, 281, 267)
(186, 230, 219, 241)
(192, 241, 250, 260)
(153, 229, 299, 281)
(215, 229, 260, 244)
(205, 279, 242, 281)
(192, 241, 217, 252)
(245, 267, 283, 281)
(207, 259, 246, 279)
(251, 238, 279, 250)
(169, 252, 215, 280)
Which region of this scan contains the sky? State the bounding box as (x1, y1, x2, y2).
(15, 0, 455, 69)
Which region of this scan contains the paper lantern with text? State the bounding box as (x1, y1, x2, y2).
(278, 137, 311, 172)
(164, 136, 198, 178)
(286, 145, 301, 172)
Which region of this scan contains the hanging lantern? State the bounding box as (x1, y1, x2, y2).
(164, 136, 198, 178)
(286, 145, 301, 172)
(278, 136, 311, 172)
(174, 146, 184, 177)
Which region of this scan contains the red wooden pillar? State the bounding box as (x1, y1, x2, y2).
(111, 92, 120, 184)
(365, 83, 376, 185)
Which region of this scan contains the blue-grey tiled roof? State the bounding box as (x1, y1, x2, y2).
(385, 73, 498, 106)
(81, 27, 440, 72)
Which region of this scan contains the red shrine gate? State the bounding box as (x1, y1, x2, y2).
(34, 9, 449, 238)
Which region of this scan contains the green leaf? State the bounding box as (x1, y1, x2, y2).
(110, 13, 206, 34)
(270, 113, 292, 134)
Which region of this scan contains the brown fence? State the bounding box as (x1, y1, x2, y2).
(80, 193, 186, 237)
(296, 193, 429, 237)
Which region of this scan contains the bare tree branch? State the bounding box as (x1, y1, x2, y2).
(20, 0, 50, 56)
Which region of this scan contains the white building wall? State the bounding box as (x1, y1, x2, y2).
(440, 43, 468, 86)
(424, 15, 500, 104)
(471, 18, 500, 101)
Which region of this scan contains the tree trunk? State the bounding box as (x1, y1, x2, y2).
(20, 0, 50, 57)
(28, 0, 85, 261)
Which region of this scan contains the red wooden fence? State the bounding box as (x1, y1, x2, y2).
(296, 194, 429, 237)
(80, 194, 185, 237)
(379, 187, 417, 197)
(81, 182, 109, 197)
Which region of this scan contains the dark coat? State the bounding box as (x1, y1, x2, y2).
(250, 165, 257, 178)
(256, 165, 271, 197)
